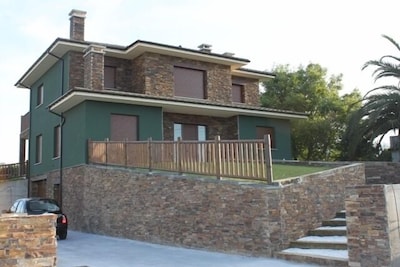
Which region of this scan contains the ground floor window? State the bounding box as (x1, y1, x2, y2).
(110, 114, 138, 141)
(174, 123, 206, 141)
(256, 126, 275, 148)
(35, 134, 42, 164)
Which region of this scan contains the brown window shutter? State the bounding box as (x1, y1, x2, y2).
(174, 67, 205, 99)
(110, 114, 138, 141)
(256, 127, 275, 148)
(232, 84, 244, 103)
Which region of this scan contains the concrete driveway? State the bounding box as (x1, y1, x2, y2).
(57, 231, 315, 267)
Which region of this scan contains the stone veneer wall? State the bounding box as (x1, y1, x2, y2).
(0, 214, 57, 267)
(163, 112, 238, 140)
(62, 163, 364, 256)
(364, 162, 400, 184)
(346, 184, 400, 267)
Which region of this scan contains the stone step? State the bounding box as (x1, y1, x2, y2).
(290, 240, 347, 250)
(335, 210, 346, 218)
(308, 226, 347, 236)
(322, 218, 346, 227)
(278, 248, 348, 267)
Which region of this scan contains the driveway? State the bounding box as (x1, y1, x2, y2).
(57, 231, 316, 267)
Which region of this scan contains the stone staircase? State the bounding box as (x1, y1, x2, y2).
(277, 210, 348, 266)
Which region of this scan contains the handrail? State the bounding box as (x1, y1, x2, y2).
(87, 136, 273, 183)
(0, 161, 28, 180)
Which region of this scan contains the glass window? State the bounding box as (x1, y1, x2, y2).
(256, 127, 275, 148)
(232, 84, 244, 103)
(53, 125, 61, 158)
(174, 123, 207, 141)
(104, 66, 116, 88)
(37, 84, 43, 106)
(35, 134, 42, 164)
(174, 66, 205, 99)
(110, 114, 138, 141)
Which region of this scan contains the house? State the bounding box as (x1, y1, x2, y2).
(16, 9, 306, 199)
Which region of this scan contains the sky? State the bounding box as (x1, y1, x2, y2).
(1, 0, 400, 163)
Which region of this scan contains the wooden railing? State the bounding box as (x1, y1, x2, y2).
(88, 136, 273, 182)
(0, 161, 28, 180)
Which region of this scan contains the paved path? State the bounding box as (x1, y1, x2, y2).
(57, 231, 316, 267)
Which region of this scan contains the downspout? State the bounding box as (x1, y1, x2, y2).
(48, 52, 65, 209)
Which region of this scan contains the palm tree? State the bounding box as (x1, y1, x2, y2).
(344, 35, 400, 160)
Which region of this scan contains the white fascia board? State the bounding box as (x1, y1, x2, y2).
(50, 91, 307, 120)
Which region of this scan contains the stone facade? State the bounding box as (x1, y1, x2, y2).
(346, 184, 400, 267)
(364, 161, 400, 184)
(232, 76, 260, 106)
(84, 45, 105, 90)
(104, 56, 133, 91)
(163, 112, 238, 140)
(68, 51, 84, 90)
(0, 213, 57, 267)
(62, 163, 364, 257)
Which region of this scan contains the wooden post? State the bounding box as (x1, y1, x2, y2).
(105, 138, 109, 166)
(87, 138, 91, 164)
(177, 137, 182, 175)
(148, 137, 153, 173)
(215, 135, 221, 180)
(124, 139, 128, 167)
(264, 134, 273, 183)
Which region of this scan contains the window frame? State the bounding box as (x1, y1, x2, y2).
(104, 65, 116, 89)
(53, 125, 61, 159)
(232, 83, 245, 103)
(173, 66, 206, 99)
(36, 84, 44, 107)
(35, 134, 43, 164)
(256, 126, 276, 148)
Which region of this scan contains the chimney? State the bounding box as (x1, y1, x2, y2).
(69, 9, 87, 41)
(198, 43, 212, 53)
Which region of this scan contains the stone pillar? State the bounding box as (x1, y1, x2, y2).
(83, 45, 105, 90)
(346, 184, 400, 267)
(0, 213, 57, 267)
(69, 9, 86, 41)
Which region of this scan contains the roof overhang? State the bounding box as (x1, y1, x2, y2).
(16, 39, 257, 89)
(49, 90, 307, 120)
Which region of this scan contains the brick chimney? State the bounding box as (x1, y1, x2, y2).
(69, 9, 86, 41)
(83, 45, 105, 90)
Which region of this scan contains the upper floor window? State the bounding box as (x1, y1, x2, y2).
(232, 83, 244, 103)
(36, 84, 43, 106)
(35, 134, 42, 164)
(174, 66, 205, 99)
(53, 125, 61, 158)
(104, 66, 116, 88)
(256, 126, 275, 148)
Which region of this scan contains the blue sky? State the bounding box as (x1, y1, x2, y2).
(1, 0, 399, 163)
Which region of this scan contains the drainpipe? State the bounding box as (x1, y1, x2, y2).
(48, 52, 65, 209)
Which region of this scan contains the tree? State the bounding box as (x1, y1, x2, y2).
(261, 63, 361, 160)
(344, 35, 400, 160)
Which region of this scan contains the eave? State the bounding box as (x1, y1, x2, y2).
(16, 38, 258, 89)
(48, 89, 308, 120)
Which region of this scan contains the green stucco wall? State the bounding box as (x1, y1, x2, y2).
(238, 115, 292, 160)
(62, 101, 163, 168)
(29, 59, 66, 177)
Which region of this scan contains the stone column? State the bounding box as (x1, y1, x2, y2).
(346, 184, 400, 267)
(83, 45, 105, 90)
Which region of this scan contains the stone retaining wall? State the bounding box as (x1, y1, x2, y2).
(0, 213, 57, 267)
(364, 162, 400, 184)
(346, 184, 400, 267)
(63, 163, 364, 256)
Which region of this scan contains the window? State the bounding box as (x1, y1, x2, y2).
(35, 134, 42, 164)
(232, 84, 244, 103)
(256, 127, 275, 148)
(174, 66, 205, 99)
(110, 114, 138, 141)
(104, 66, 116, 88)
(174, 123, 206, 141)
(53, 125, 61, 158)
(36, 84, 43, 106)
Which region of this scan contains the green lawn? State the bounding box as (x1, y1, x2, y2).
(273, 164, 331, 180)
